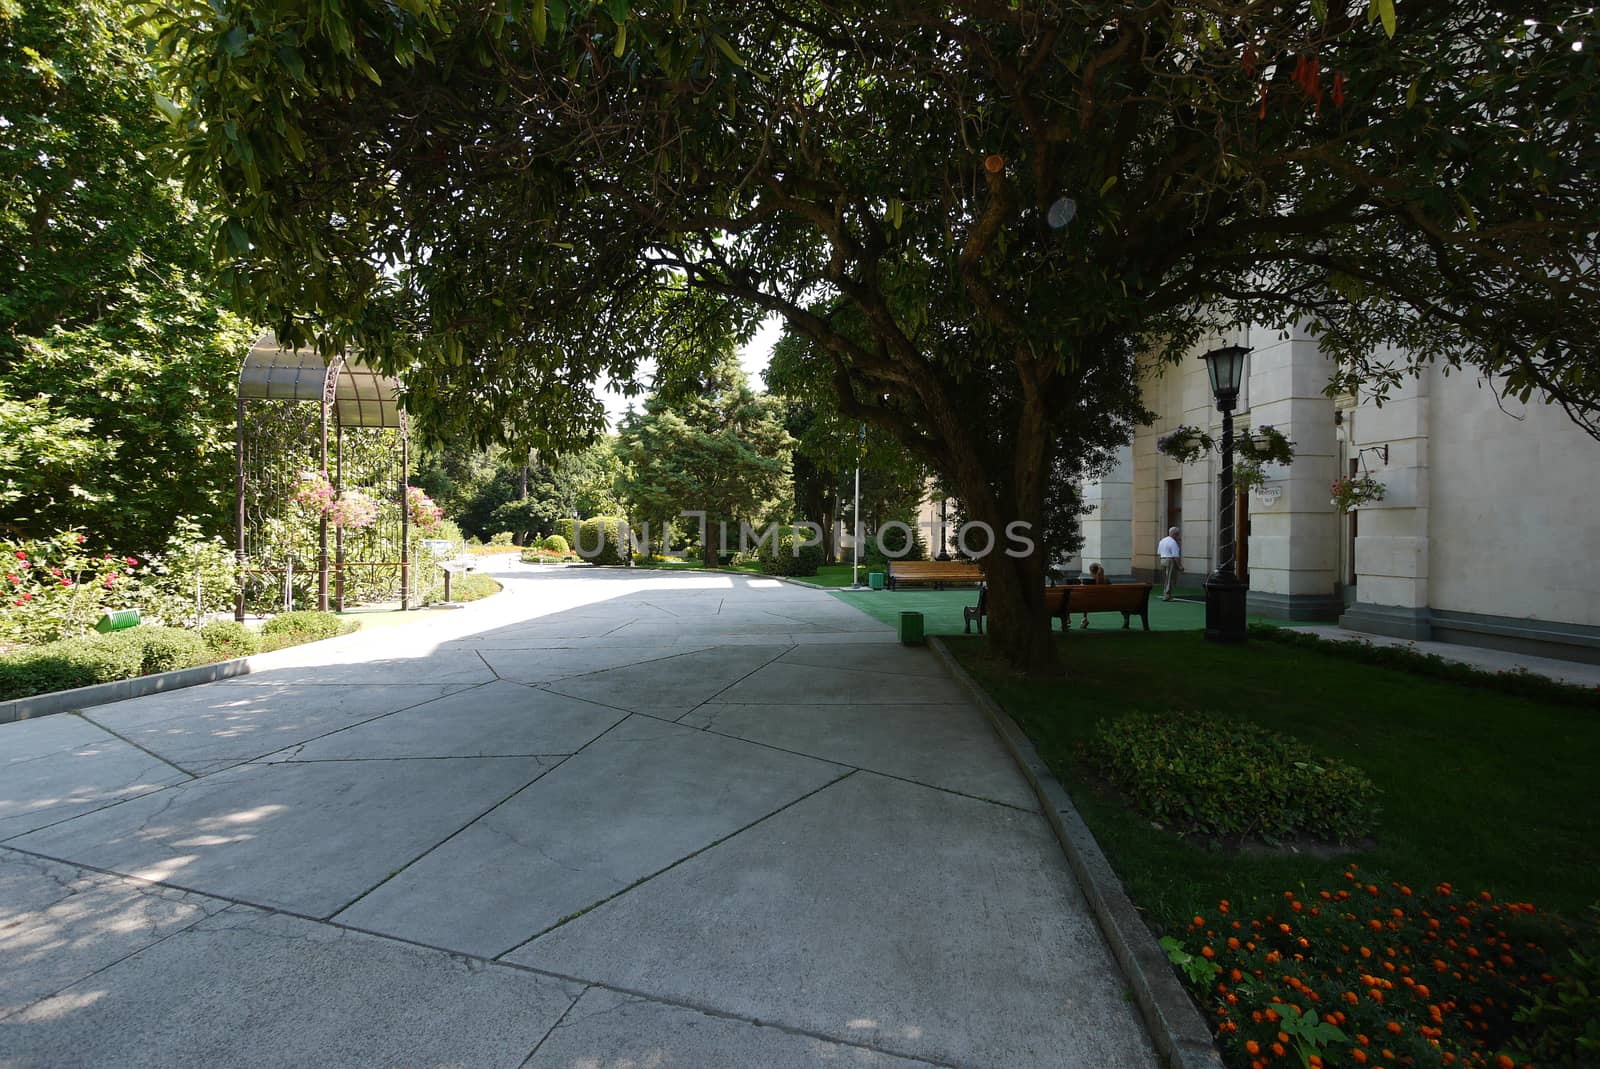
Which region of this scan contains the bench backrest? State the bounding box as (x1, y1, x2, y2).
(1064, 583, 1152, 611)
(887, 561, 983, 579)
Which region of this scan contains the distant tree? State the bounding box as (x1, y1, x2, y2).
(618, 354, 793, 566)
(1, 0, 254, 550)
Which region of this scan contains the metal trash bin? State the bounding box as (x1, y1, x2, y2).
(898, 611, 925, 645)
(868, 571, 886, 591)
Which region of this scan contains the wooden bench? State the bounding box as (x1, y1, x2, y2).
(963, 586, 1071, 634)
(963, 582, 1153, 633)
(885, 560, 984, 590)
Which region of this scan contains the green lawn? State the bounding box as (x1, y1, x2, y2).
(948, 630, 1600, 929)
(628, 559, 864, 587)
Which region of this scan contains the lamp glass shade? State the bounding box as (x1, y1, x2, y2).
(1202, 344, 1250, 400)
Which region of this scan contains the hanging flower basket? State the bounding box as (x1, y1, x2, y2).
(406, 486, 444, 529)
(1330, 475, 1385, 513)
(291, 471, 336, 514)
(328, 491, 380, 530)
(1234, 426, 1295, 493)
(1156, 425, 1214, 464)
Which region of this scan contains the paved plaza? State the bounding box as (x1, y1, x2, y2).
(0, 563, 1155, 1068)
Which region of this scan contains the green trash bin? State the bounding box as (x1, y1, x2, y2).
(899, 610, 925, 645)
(94, 609, 141, 633)
(868, 570, 886, 591)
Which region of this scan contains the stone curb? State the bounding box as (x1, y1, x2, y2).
(0, 654, 259, 724)
(927, 636, 1226, 1069)
(0, 583, 512, 725)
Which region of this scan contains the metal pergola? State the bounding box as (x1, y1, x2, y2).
(235, 331, 411, 617)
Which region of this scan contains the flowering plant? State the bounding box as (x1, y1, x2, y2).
(406, 486, 444, 529)
(1332, 475, 1386, 513)
(1169, 870, 1557, 1069)
(1, 531, 144, 645)
(1236, 427, 1296, 494)
(292, 470, 336, 514)
(327, 491, 380, 530)
(1157, 425, 1214, 464)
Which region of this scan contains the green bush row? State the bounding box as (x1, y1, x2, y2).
(0, 611, 356, 702)
(1083, 709, 1382, 845)
(1250, 623, 1600, 710)
(420, 573, 500, 605)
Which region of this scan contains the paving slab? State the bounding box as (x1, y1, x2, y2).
(0, 716, 189, 841)
(0, 906, 581, 1069)
(336, 715, 842, 957)
(544, 644, 792, 718)
(260, 681, 626, 761)
(0, 850, 227, 1019)
(10, 756, 551, 917)
(509, 772, 1156, 1069)
(480, 644, 709, 684)
(82, 682, 472, 775)
(713, 658, 970, 705)
(523, 986, 942, 1068)
(777, 642, 954, 678)
(219, 648, 497, 686)
(682, 701, 1038, 809)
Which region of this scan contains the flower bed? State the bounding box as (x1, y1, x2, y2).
(1165, 870, 1568, 1069)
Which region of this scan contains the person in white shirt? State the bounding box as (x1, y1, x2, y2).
(1157, 527, 1182, 601)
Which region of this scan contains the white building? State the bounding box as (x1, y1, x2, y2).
(1077, 324, 1600, 664)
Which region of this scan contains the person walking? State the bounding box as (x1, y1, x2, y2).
(1157, 527, 1182, 601)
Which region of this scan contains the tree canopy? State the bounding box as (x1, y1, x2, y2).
(2, 0, 254, 550)
(156, 0, 1600, 667)
(617, 353, 792, 565)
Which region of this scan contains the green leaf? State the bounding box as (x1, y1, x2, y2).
(710, 33, 744, 67)
(613, 22, 626, 58)
(152, 92, 180, 123)
(1099, 175, 1118, 195)
(530, 0, 546, 45)
(1377, 0, 1397, 37)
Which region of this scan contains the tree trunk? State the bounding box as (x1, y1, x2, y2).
(701, 532, 718, 568)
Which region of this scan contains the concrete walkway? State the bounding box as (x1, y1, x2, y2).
(0, 563, 1156, 1069)
(1287, 623, 1600, 688)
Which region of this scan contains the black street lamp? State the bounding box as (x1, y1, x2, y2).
(1201, 342, 1251, 644)
(936, 498, 951, 560)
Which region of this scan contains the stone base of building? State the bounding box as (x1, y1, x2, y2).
(1339, 602, 1433, 640)
(1428, 609, 1600, 666)
(1246, 590, 1344, 622)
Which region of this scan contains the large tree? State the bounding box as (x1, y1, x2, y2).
(617, 354, 793, 566)
(1, 0, 255, 550)
(157, 0, 1599, 669)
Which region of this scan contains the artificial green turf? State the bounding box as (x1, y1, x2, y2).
(948, 630, 1600, 930)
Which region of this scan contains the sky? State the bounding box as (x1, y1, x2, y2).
(597, 314, 784, 429)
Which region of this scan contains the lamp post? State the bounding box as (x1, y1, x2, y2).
(850, 423, 865, 588)
(936, 498, 951, 560)
(1200, 342, 1251, 644)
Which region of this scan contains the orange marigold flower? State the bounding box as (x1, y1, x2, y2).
(1271, 1043, 1286, 1058)
(1227, 937, 1240, 950)
(1201, 946, 1215, 959)
(1246, 1041, 1261, 1055)
(1193, 916, 1205, 928)
(1352, 1051, 1368, 1065)
(1386, 1022, 1403, 1035)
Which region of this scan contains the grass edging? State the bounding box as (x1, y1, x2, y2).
(927, 636, 1224, 1069)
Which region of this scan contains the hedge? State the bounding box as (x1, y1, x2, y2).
(259, 610, 356, 651)
(200, 620, 261, 660)
(573, 517, 627, 565)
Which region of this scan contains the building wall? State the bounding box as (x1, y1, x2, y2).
(1101, 328, 1600, 661)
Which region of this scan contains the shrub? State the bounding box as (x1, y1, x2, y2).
(259, 610, 355, 651)
(1166, 872, 1560, 1069)
(552, 518, 578, 548)
(1084, 710, 1381, 844)
(573, 517, 626, 565)
(872, 521, 929, 562)
(200, 620, 261, 660)
(538, 533, 569, 553)
(0, 634, 145, 700)
(489, 531, 516, 546)
(758, 526, 825, 577)
(1510, 908, 1600, 1067)
(2, 530, 145, 644)
(133, 520, 237, 629)
(111, 626, 208, 674)
(421, 573, 500, 604)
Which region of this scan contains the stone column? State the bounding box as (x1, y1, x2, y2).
(1339, 362, 1432, 638)
(1241, 324, 1343, 620)
(1079, 444, 1134, 577)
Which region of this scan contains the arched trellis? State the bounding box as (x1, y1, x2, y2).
(235, 332, 411, 618)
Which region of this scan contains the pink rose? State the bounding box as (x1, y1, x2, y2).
(125, 556, 138, 567)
